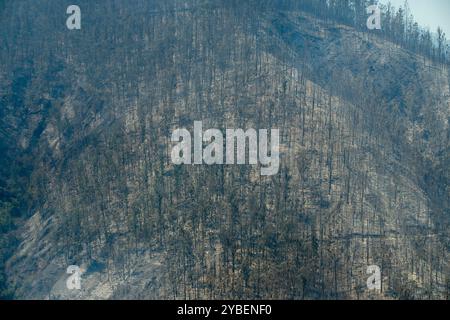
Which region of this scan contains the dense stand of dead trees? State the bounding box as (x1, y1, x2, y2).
(0, 0, 448, 299)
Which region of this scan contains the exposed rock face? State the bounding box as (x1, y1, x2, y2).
(0, 1, 448, 299)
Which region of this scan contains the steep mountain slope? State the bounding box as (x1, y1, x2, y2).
(0, 0, 448, 299)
